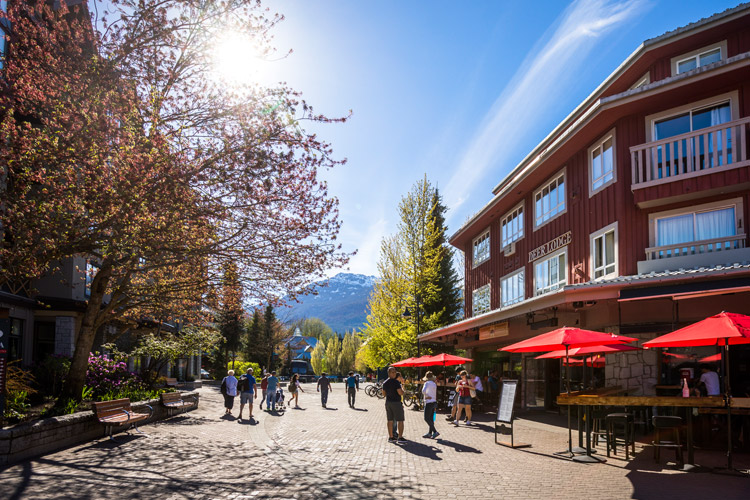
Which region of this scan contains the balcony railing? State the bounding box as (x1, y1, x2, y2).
(644, 234, 747, 261)
(631, 116, 750, 189)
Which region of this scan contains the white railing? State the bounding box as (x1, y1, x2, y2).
(631, 116, 750, 189)
(644, 234, 747, 261)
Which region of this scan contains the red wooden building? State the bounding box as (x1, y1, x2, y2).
(421, 4, 750, 410)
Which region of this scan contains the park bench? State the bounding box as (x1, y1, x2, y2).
(161, 391, 197, 417)
(165, 377, 179, 388)
(92, 398, 153, 441)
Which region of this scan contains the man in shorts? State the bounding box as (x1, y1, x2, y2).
(383, 366, 405, 443)
(237, 368, 257, 421)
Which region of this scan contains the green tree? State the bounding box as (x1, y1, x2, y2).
(362, 177, 459, 366)
(218, 263, 245, 371)
(310, 339, 326, 375)
(244, 309, 263, 365)
(338, 332, 359, 374)
(288, 317, 335, 342)
(325, 335, 341, 375)
(261, 305, 281, 370)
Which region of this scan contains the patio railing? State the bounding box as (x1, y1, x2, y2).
(644, 233, 747, 260)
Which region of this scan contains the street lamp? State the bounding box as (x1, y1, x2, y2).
(403, 295, 421, 367)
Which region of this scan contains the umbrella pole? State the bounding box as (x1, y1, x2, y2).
(725, 341, 733, 471)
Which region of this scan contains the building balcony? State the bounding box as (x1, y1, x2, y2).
(637, 233, 750, 274)
(630, 117, 750, 204)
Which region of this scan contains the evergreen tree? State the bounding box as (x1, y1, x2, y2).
(218, 262, 245, 371)
(424, 188, 462, 324)
(244, 309, 263, 364)
(262, 305, 278, 370)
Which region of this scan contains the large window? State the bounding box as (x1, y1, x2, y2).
(501, 269, 524, 306)
(501, 203, 524, 248)
(534, 170, 565, 228)
(534, 250, 566, 295)
(591, 223, 617, 279)
(654, 101, 730, 140)
(656, 206, 736, 247)
(675, 46, 722, 75)
(589, 132, 615, 195)
(472, 229, 490, 267)
(472, 284, 491, 316)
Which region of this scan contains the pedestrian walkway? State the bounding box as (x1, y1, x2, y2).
(0, 384, 747, 499)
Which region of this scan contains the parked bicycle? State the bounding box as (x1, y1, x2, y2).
(365, 381, 384, 398)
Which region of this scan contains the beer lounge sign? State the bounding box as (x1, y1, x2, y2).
(528, 231, 572, 262)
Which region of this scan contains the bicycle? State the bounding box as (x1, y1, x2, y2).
(365, 381, 383, 397)
(402, 390, 423, 410)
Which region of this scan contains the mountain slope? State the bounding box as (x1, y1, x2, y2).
(282, 273, 376, 333)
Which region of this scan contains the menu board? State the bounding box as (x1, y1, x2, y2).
(496, 380, 518, 423)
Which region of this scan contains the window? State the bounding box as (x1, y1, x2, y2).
(676, 47, 722, 75)
(534, 249, 566, 295)
(656, 206, 736, 247)
(501, 203, 524, 247)
(534, 170, 565, 228)
(501, 269, 524, 306)
(654, 101, 731, 140)
(590, 223, 617, 279)
(9, 317, 24, 361)
(472, 284, 491, 316)
(472, 229, 490, 267)
(589, 131, 615, 195)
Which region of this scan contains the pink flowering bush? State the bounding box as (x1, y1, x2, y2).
(86, 353, 146, 400)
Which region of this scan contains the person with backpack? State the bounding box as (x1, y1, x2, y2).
(265, 371, 279, 411)
(220, 370, 238, 416)
(317, 372, 333, 408)
(260, 374, 269, 410)
(237, 368, 257, 421)
(289, 373, 305, 408)
(345, 371, 359, 408)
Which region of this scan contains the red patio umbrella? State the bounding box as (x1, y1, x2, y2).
(642, 311, 750, 471)
(391, 357, 422, 367)
(501, 327, 637, 461)
(699, 353, 722, 363)
(535, 343, 640, 359)
(412, 353, 473, 367)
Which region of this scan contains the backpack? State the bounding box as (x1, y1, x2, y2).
(237, 376, 249, 393)
(220, 377, 227, 396)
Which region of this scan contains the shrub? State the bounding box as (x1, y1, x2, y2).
(33, 354, 71, 397)
(86, 353, 145, 400)
(3, 362, 38, 421)
(226, 361, 260, 377)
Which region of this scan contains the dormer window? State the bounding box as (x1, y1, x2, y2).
(672, 42, 724, 76)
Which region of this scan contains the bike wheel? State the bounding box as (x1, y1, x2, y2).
(376, 388, 385, 399)
(365, 385, 376, 397)
(403, 396, 413, 408)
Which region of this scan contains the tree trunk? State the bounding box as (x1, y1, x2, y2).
(60, 260, 113, 401)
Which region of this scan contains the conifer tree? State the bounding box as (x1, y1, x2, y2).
(244, 309, 263, 365)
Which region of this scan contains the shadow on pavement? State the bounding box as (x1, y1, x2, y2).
(352, 408, 368, 412)
(434, 438, 482, 454)
(397, 441, 443, 461)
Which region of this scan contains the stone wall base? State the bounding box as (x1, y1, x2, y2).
(0, 391, 199, 466)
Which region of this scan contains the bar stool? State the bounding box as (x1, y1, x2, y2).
(591, 407, 609, 448)
(628, 406, 651, 435)
(606, 412, 635, 459)
(652, 415, 684, 468)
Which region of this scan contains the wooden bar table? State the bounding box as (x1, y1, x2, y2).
(557, 394, 725, 466)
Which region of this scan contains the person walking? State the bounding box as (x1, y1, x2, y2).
(345, 371, 359, 408)
(220, 370, 238, 416)
(289, 373, 305, 408)
(265, 371, 279, 411)
(454, 370, 475, 426)
(421, 371, 439, 438)
(259, 374, 269, 410)
(383, 366, 405, 444)
(446, 366, 464, 422)
(237, 368, 257, 421)
(317, 372, 333, 408)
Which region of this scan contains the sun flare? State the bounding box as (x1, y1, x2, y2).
(212, 31, 265, 84)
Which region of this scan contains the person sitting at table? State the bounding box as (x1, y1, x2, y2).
(693, 364, 721, 397)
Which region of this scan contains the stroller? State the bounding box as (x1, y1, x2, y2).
(273, 387, 286, 412)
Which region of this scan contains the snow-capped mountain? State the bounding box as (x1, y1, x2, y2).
(281, 273, 376, 333)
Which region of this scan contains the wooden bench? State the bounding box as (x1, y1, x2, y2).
(165, 377, 179, 388)
(92, 398, 153, 440)
(161, 392, 197, 416)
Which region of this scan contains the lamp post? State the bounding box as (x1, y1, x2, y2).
(403, 294, 421, 375)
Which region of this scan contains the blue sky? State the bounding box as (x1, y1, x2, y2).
(254, 0, 740, 278)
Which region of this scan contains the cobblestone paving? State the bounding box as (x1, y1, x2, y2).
(1, 384, 748, 499)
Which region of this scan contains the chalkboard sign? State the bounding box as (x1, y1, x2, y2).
(496, 380, 518, 423)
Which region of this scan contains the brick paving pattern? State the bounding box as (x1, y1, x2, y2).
(1, 383, 748, 499)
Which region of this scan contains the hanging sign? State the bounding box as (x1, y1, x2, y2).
(528, 231, 572, 262)
(479, 322, 509, 340)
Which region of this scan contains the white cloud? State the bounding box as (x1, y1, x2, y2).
(337, 216, 389, 277)
(443, 0, 650, 219)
